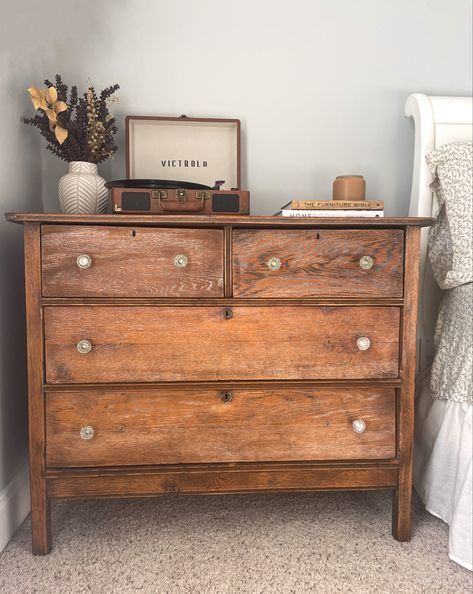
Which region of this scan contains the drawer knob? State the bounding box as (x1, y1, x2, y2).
(356, 336, 371, 351)
(352, 419, 366, 434)
(174, 254, 188, 268)
(80, 425, 95, 440)
(267, 257, 281, 271)
(359, 255, 374, 270)
(76, 254, 92, 269)
(220, 391, 233, 403)
(77, 339, 92, 354)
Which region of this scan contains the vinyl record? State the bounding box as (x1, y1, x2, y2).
(105, 179, 213, 190)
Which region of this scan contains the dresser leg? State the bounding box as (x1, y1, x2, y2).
(392, 487, 412, 542)
(31, 495, 52, 555)
(24, 223, 52, 555)
(392, 226, 420, 543)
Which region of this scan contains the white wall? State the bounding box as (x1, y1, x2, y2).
(0, 0, 471, 547)
(0, 2, 42, 502)
(39, 0, 472, 214)
(0, 0, 120, 549)
(0, 0, 44, 550)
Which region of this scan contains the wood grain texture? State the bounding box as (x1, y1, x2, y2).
(233, 229, 404, 298)
(45, 387, 396, 467)
(44, 378, 403, 391)
(46, 459, 400, 474)
(41, 225, 224, 297)
(224, 225, 233, 297)
(24, 224, 51, 555)
(392, 226, 421, 542)
(7, 214, 429, 553)
(5, 212, 434, 228)
(44, 306, 400, 383)
(42, 297, 405, 307)
(47, 465, 399, 499)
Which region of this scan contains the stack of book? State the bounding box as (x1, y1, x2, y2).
(277, 199, 384, 217)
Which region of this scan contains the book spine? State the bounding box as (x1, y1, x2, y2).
(281, 210, 384, 218)
(291, 200, 384, 210)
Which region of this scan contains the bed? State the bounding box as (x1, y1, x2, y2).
(405, 93, 472, 571)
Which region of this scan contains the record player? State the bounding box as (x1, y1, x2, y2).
(110, 115, 250, 215)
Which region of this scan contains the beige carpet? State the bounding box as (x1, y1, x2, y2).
(0, 491, 471, 593)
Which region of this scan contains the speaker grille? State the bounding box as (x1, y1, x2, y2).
(212, 194, 239, 213)
(122, 192, 150, 211)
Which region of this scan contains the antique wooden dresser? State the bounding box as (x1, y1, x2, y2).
(6, 213, 432, 554)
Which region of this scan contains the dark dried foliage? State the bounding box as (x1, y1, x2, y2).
(23, 74, 119, 164)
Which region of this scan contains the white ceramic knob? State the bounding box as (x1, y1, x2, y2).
(174, 254, 188, 268)
(80, 425, 95, 440)
(267, 257, 281, 271)
(352, 419, 366, 434)
(77, 254, 92, 269)
(359, 255, 374, 270)
(357, 336, 371, 351)
(77, 339, 92, 354)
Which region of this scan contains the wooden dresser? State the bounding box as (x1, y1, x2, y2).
(6, 213, 432, 554)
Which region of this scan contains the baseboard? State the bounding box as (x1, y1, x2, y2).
(0, 459, 30, 552)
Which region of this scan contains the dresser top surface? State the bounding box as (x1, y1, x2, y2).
(5, 213, 433, 227)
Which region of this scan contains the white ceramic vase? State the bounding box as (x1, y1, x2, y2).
(58, 161, 108, 214)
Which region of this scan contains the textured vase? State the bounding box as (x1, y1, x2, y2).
(58, 161, 108, 214)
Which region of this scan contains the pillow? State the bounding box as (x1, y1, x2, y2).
(426, 141, 472, 290)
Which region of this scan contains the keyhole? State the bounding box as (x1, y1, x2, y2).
(220, 391, 233, 403)
(221, 307, 233, 320)
(132, 230, 136, 237)
(316, 233, 320, 239)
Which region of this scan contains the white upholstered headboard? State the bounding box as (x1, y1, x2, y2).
(405, 93, 473, 373)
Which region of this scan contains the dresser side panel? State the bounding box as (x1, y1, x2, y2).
(24, 223, 50, 554)
(393, 225, 421, 541)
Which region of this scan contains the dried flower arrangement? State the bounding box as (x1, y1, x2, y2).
(23, 74, 119, 164)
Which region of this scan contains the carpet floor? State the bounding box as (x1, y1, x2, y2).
(0, 490, 471, 593)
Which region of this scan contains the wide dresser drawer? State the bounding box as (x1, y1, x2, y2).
(41, 225, 224, 297)
(45, 387, 396, 467)
(44, 306, 400, 383)
(233, 229, 404, 297)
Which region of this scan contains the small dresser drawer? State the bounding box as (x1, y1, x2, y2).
(45, 387, 396, 467)
(44, 306, 400, 383)
(41, 225, 224, 297)
(233, 229, 404, 298)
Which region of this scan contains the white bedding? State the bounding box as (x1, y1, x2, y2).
(405, 94, 473, 572)
(430, 282, 472, 403)
(414, 373, 472, 570)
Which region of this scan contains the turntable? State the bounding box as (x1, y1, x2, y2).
(110, 115, 250, 215)
(108, 178, 250, 214)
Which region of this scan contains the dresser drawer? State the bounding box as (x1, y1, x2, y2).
(45, 387, 396, 467)
(41, 225, 224, 297)
(44, 306, 400, 383)
(233, 229, 404, 298)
